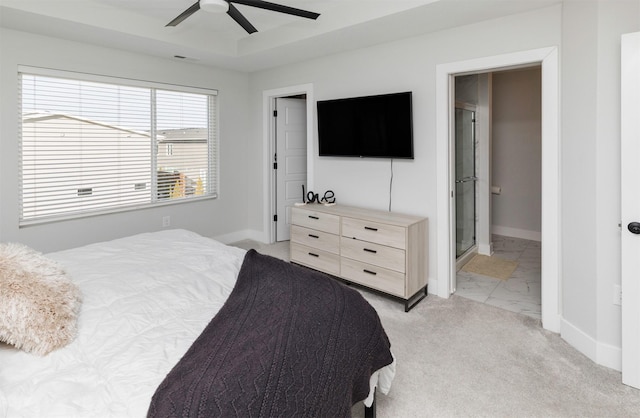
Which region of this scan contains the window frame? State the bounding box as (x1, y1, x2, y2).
(18, 66, 219, 227)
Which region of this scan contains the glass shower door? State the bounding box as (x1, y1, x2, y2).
(455, 106, 477, 258)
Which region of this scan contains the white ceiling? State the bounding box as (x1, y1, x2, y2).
(0, 0, 559, 72)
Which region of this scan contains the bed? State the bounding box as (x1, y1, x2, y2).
(0, 229, 394, 417)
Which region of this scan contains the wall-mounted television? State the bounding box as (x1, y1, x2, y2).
(317, 91, 414, 159)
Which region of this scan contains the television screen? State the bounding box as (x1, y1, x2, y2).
(317, 92, 414, 159)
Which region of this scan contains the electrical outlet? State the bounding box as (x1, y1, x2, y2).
(613, 284, 622, 306)
(162, 216, 171, 228)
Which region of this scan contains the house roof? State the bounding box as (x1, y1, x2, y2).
(22, 112, 160, 139)
(22, 112, 207, 142)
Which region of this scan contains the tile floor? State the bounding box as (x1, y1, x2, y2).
(455, 235, 542, 319)
(232, 234, 542, 320)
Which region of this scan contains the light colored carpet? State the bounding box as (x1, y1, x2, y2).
(231, 240, 640, 417)
(461, 254, 518, 280)
(352, 291, 640, 417)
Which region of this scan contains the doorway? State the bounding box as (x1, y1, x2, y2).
(453, 68, 542, 320)
(274, 96, 307, 241)
(435, 47, 560, 333)
(263, 84, 314, 244)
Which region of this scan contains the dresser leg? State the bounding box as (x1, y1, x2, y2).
(404, 285, 428, 312)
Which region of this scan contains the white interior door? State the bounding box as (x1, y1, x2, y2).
(275, 97, 307, 241)
(621, 31, 640, 389)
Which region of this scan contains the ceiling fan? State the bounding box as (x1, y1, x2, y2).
(166, 0, 320, 34)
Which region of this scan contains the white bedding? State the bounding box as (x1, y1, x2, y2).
(0, 229, 246, 417)
(0, 229, 393, 417)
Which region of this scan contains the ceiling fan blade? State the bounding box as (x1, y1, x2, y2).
(166, 1, 201, 27)
(227, 3, 258, 34)
(229, 0, 320, 20)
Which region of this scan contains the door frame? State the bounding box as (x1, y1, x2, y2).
(262, 84, 314, 243)
(435, 47, 561, 333)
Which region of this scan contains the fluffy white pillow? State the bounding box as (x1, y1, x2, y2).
(0, 243, 82, 355)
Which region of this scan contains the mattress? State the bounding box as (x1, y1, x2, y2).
(0, 229, 394, 417)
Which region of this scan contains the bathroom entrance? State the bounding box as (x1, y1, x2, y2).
(452, 68, 543, 320)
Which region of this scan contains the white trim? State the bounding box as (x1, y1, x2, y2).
(478, 242, 493, 256)
(491, 225, 542, 242)
(561, 318, 622, 372)
(476, 74, 493, 260)
(436, 46, 561, 333)
(262, 84, 314, 243)
(19, 195, 218, 228)
(428, 277, 439, 296)
(598, 342, 623, 372)
(18, 65, 219, 95)
(213, 229, 263, 245)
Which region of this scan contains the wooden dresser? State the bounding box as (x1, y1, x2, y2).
(290, 204, 428, 311)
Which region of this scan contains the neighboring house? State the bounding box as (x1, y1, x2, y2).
(157, 128, 208, 198)
(21, 113, 206, 219)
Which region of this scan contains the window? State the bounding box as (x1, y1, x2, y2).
(18, 68, 218, 225)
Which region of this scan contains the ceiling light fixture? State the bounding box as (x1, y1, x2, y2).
(199, 0, 229, 13)
(166, 0, 319, 34)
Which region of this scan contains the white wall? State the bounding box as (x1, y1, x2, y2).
(561, 0, 600, 347)
(0, 28, 251, 252)
(558, 1, 639, 369)
(248, 4, 562, 306)
(247, 2, 640, 370)
(594, 0, 638, 368)
(491, 67, 542, 240)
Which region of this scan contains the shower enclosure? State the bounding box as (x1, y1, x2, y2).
(455, 104, 477, 259)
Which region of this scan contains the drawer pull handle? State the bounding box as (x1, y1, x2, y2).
(308, 252, 319, 258)
(308, 215, 319, 220)
(363, 269, 377, 275)
(364, 226, 378, 231)
(308, 234, 319, 239)
(363, 248, 377, 254)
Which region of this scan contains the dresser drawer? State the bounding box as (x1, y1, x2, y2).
(290, 243, 340, 276)
(340, 237, 405, 273)
(291, 225, 339, 255)
(341, 217, 407, 249)
(340, 258, 405, 297)
(291, 207, 340, 234)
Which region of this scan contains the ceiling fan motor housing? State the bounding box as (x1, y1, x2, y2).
(200, 0, 229, 13)
(166, 0, 320, 34)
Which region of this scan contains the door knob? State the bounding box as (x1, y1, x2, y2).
(628, 222, 640, 235)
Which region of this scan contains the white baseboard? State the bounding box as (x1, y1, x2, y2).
(429, 277, 440, 297)
(478, 242, 493, 256)
(598, 341, 623, 372)
(212, 229, 265, 245)
(561, 318, 622, 372)
(542, 311, 561, 334)
(491, 225, 542, 241)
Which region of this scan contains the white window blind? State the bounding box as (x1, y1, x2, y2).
(19, 69, 218, 225)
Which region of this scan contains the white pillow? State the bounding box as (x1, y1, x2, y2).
(0, 243, 82, 355)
